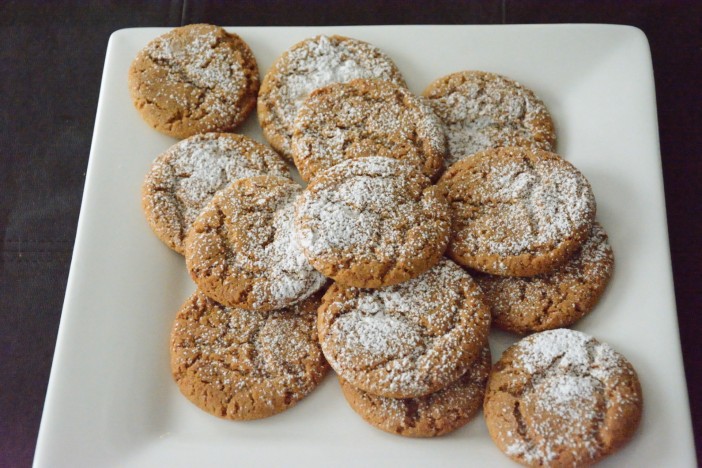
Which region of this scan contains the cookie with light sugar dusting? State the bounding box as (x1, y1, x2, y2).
(185, 176, 326, 311)
(170, 290, 328, 420)
(438, 147, 596, 277)
(142, 133, 290, 254)
(292, 78, 445, 182)
(423, 70, 556, 168)
(129, 24, 259, 138)
(339, 345, 491, 437)
(475, 222, 614, 334)
(295, 156, 451, 288)
(484, 329, 643, 467)
(258, 35, 406, 160)
(318, 258, 491, 399)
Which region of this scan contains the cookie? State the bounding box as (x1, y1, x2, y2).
(258, 35, 406, 160)
(294, 157, 450, 288)
(423, 70, 556, 167)
(292, 78, 445, 182)
(484, 329, 643, 467)
(185, 176, 326, 311)
(475, 222, 614, 334)
(318, 258, 491, 398)
(129, 24, 259, 138)
(438, 147, 596, 276)
(339, 345, 491, 437)
(170, 290, 328, 420)
(142, 133, 290, 254)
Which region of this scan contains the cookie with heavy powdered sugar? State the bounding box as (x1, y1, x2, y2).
(484, 329, 643, 467)
(317, 258, 491, 398)
(258, 35, 406, 160)
(185, 176, 326, 311)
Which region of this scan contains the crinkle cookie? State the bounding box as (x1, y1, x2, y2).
(295, 157, 450, 288)
(292, 78, 445, 182)
(484, 329, 643, 467)
(142, 133, 290, 254)
(129, 24, 259, 138)
(438, 147, 596, 277)
(258, 35, 406, 160)
(318, 258, 491, 398)
(185, 176, 326, 311)
(423, 70, 556, 167)
(170, 290, 328, 420)
(475, 222, 614, 334)
(339, 346, 491, 437)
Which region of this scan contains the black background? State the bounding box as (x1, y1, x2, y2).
(0, 1, 700, 466)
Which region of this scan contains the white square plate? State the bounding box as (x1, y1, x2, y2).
(35, 25, 695, 467)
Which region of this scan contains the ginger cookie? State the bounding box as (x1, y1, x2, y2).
(423, 70, 556, 167)
(258, 35, 406, 160)
(318, 258, 491, 398)
(475, 222, 614, 334)
(339, 345, 491, 437)
(294, 157, 450, 288)
(292, 78, 445, 182)
(438, 147, 596, 277)
(170, 290, 328, 420)
(142, 133, 290, 254)
(185, 176, 326, 311)
(129, 24, 259, 138)
(484, 329, 643, 467)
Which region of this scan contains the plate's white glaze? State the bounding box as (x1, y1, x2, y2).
(34, 25, 695, 467)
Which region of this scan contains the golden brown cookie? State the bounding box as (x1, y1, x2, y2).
(475, 222, 614, 334)
(294, 157, 450, 288)
(258, 35, 406, 160)
(339, 345, 491, 437)
(185, 176, 326, 311)
(129, 24, 259, 138)
(438, 147, 596, 277)
(142, 133, 290, 254)
(292, 78, 445, 182)
(484, 329, 643, 467)
(423, 70, 556, 167)
(318, 258, 491, 398)
(170, 290, 328, 420)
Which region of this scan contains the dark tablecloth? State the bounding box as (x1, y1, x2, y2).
(1, 1, 699, 466)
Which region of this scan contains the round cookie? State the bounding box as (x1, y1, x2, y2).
(170, 290, 328, 420)
(475, 222, 614, 334)
(318, 258, 491, 398)
(292, 78, 445, 182)
(258, 35, 406, 160)
(294, 157, 451, 288)
(142, 133, 290, 254)
(339, 345, 491, 437)
(423, 70, 556, 168)
(484, 329, 643, 467)
(185, 176, 326, 311)
(438, 147, 596, 277)
(129, 24, 259, 138)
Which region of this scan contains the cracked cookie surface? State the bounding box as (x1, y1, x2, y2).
(142, 133, 290, 254)
(185, 176, 326, 311)
(258, 35, 406, 160)
(292, 78, 445, 182)
(423, 70, 556, 167)
(295, 157, 450, 288)
(170, 290, 328, 420)
(129, 24, 259, 138)
(484, 329, 643, 467)
(475, 222, 614, 334)
(438, 147, 596, 277)
(339, 345, 490, 437)
(318, 258, 491, 398)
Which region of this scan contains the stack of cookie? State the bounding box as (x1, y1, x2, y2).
(130, 23, 642, 466)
